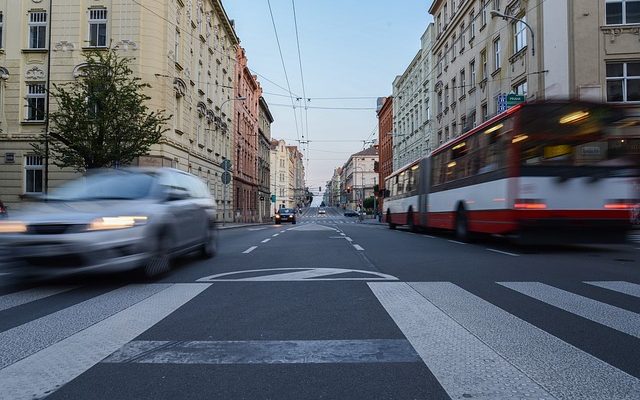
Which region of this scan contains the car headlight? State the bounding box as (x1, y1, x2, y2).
(0, 221, 27, 233)
(87, 216, 148, 231)
(275, 215, 281, 219)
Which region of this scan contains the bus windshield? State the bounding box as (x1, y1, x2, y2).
(518, 104, 636, 168)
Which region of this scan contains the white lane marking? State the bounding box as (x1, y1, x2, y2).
(423, 235, 436, 238)
(585, 281, 640, 298)
(499, 282, 640, 338)
(448, 240, 466, 245)
(272, 234, 279, 237)
(487, 248, 520, 257)
(0, 283, 210, 400)
(408, 282, 640, 400)
(340, 233, 346, 236)
(198, 268, 398, 282)
(353, 244, 365, 251)
(345, 237, 353, 242)
(0, 272, 10, 276)
(0, 286, 79, 312)
(280, 230, 286, 233)
(0, 284, 170, 370)
(248, 227, 267, 231)
(243, 246, 258, 254)
(261, 239, 271, 243)
(369, 282, 553, 399)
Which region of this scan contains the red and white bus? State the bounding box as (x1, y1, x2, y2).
(383, 101, 639, 243)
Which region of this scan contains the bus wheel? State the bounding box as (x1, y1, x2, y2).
(455, 207, 471, 242)
(407, 210, 417, 232)
(387, 211, 396, 230)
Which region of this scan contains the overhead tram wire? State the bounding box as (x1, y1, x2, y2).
(291, 0, 311, 171)
(129, 0, 301, 101)
(266, 0, 302, 146)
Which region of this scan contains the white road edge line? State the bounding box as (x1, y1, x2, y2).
(261, 239, 271, 243)
(243, 246, 258, 254)
(448, 240, 466, 245)
(353, 244, 365, 251)
(487, 248, 520, 257)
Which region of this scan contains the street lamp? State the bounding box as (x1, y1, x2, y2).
(219, 96, 246, 226)
(490, 10, 535, 56)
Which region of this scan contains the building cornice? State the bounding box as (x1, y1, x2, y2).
(211, 0, 239, 45)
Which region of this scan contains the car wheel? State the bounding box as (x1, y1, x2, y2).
(387, 211, 396, 230)
(292, 220, 297, 224)
(142, 233, 171, 278)
(275, 220, 281, 225)
(199, 224, 218, 259)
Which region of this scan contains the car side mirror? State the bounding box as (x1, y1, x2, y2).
(166, 187, 189, 201)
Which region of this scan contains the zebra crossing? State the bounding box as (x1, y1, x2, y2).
(0, 280, 638, 399)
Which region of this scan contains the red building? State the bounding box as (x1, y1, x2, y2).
(234, 46, 262, 222)
(377, 96, 393, 212)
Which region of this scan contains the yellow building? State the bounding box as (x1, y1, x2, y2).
(0, 0, 239, 222)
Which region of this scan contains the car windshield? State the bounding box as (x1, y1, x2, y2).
(48, 172, 156, 201)
(279, 208, 294, 214)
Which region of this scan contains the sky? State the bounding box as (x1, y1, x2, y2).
(224, 0, 433, 190)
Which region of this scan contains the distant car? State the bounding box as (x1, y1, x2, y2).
(275, 208, 297, 224)
(318, 209, 326, 215)
(0, 200, 7, 219)
(0, 168, 218, 280)
(344, 210, 359, 217)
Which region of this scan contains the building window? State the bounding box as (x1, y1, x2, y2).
(470, 60, 476, 87)
(26, 83, 46, 121)
(451, 77, 456, 102)
(494, 38, 501, 70)
(460, 23, 465, 50)
(437, 51, 443, 75)
(514, 16, 527, 54)
(469, 11, 476, 39)
(88, 8, 108, 47)
(481, 50, 487, 81)
(437, 90, 443, 114)
(444, 85, 449, 108)
(513, 80, 528, 96)
(482, 103, 488, 121)
(452, 34, 457, 58)
(25, 155, 44, 194)
(444, 44, 449, 68)
(606, 0, 640, 24)
(444, 4, 448, 25)
(606, 61, 640, 102)
(0, 12, 4, 49)
(460, 69, 466, 96)
(175, 29, 181, 63)
(437, 13, 442, 34)
(461, 115, 467, 132)
(452, 121, 457, 136)
(481, 0, 488, 26)
(28, 11, 47, 49)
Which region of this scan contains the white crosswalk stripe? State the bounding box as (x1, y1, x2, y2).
(585, 281, 640, 298)
(0, 286, 79, 312)
(371, 282, 640, 400)
(499, 282, 640, 338)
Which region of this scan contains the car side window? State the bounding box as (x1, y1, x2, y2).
(169, 172, 191, 197)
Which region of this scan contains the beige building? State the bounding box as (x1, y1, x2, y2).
(258, 96, 273, 222)
(0, 0, 240, 223)
(342, 146, 379, 211)
(269, 139, 293, 213)
(428, 0, 640, 144)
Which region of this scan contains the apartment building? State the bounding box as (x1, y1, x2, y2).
(376, 96, 393, 211)
(258, 96, 273, 222)
(0, 0, 240, 223)
(342, 146, 379, 211)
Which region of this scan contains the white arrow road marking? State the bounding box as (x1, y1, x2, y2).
(197, 268, 398, 282)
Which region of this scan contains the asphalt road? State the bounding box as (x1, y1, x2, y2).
(1, 207, 640, 399)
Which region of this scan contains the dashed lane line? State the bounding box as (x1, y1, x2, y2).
(353, 244, 365, 251)
(486, 248, 520, 257)
(272, 233, 279, 237)
(448, 240, 467, 245)
(345, 237, 353, 242)
(243, 246, 258, 254)
(261, 239, 271, 243)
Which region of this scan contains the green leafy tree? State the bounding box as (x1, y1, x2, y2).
(35, 49, 170, 171)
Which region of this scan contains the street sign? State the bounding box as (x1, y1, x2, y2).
(221, 171, 231, 184)
(497, 94, 507, 113)
(270, 194, 276, 203)
(507, 94, 525, 107)
(221, 159, 232, 171)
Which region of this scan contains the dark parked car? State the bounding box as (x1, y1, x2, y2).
(344, 210, 359, 217)
(275, 208, 297, 224)
(0, 168, 218, 280)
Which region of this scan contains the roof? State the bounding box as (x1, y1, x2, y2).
(352, 146, 379, 157)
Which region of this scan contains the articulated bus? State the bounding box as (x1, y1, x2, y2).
(383, 101, 639, 243)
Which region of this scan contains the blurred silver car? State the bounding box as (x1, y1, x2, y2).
(0, 168, 218, 280)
